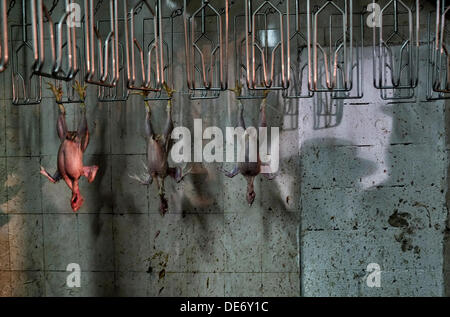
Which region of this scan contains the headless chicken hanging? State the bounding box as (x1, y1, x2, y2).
(130, 84, 189, 216)
(40, 82, 99, 212)
(220, 84, 276, 206)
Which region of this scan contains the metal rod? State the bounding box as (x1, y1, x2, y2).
(0, 0, 9, 72)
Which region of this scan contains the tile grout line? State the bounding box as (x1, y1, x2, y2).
(298, 98, 303, 297)
(38, 102, 47, 297)
(108, 101, 117, 295)
(76, 212, 80, 296)
(5, 97, 12, 296)
(221, 97, 227, 297)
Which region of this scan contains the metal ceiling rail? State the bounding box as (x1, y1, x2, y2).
(184, 0, 229, 99)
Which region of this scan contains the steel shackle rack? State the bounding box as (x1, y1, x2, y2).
(283, 0, 313, 99)
(426, 0, 450, 100)
(84, 0, 119, 87)
(5, 0, 450, 104)
(96, 16, 129, 102)
(183, 0, 229, 100)
(306, 0, 355, 93)
(31, 0, 79, 81)
(11, 0, 42, 105)
(243, 0, 288, 91)
(372, 0, 420, 101)
(124, 0, 167, 95)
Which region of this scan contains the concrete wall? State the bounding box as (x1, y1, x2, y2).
(0, 0, 448, 297)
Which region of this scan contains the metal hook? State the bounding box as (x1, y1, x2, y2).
(372, 0, 420, 100)
(85, 0, 119, 87)
(57, 46, 86, 104)
(426, 8, 450, 100)
(31, 0, 79, 81)
(97, 23, 130, 102)
(307, 0, 354, 93)
(124, 0, 167, 93)
(243, 0, 289, 91)
(283, 0, 314, 99)
(184, 0, 228, 99)
(428, 0, 450, 98)
(11, 0, 42, 105)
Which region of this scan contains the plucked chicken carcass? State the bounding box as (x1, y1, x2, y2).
(40, 82, 98, 212)
(130, 84, 189, 215)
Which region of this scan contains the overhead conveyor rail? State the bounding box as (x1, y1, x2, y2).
(3, 0, 450, 104)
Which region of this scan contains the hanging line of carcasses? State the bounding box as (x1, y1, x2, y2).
(1, 0, 450, 105)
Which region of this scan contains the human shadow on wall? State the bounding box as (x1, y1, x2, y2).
(84, 99, 114, 296)
(0, 170, 20, 215)
(87, 100, 113, 213)
(303, 98, 446, 296)
(173, 95, 226, 295)
(299, 137, 377, 296)
(283, 97, 299, 131)
(178, 95, 223, 215)
(180, 163, 218, 214)
(109, 95, 150, 296)
(0, 169, 20, 281)
(363, 103, 446, 297)
(110, 98, 144, 213)
(313, 93, 344, 130)
(444, 98, 450, 297)
(5, 99, 40, 295)
(258, 97, 303, 285)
